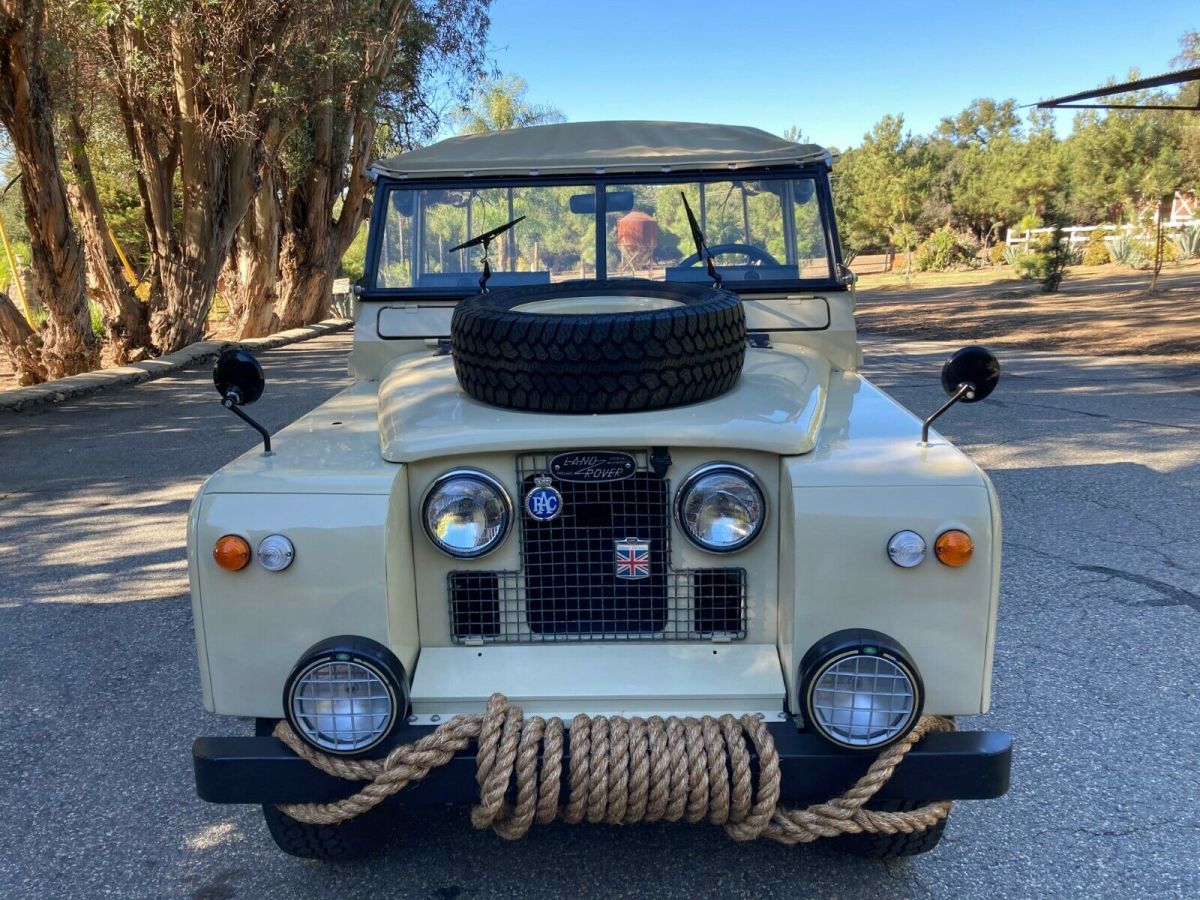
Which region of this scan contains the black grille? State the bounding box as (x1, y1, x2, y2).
(447, 451, 747, 642)
(523, 471, 668, 634)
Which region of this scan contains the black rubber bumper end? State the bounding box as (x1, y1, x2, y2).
(194, 723, 1012, 806)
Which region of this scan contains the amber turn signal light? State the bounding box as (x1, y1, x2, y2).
(214, 535, 251, 571)
(934, 530, 973, 567)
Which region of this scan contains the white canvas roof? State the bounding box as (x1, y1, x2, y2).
(372, 121, 829, 178)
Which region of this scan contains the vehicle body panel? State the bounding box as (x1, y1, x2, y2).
(378, 345, 829, 462)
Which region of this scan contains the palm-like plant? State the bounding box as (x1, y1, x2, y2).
(456, 76, 564, 134)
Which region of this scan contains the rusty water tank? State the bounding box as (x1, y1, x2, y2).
(616, 210, 659, 255)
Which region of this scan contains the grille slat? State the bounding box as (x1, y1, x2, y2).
(448, 451, 747, 643)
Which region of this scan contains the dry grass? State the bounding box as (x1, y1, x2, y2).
(853, 261, 1200, 362)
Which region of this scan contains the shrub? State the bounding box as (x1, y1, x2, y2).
(1172, 224, 1200, 260)
(1014, 251, 1046, 280)
(1014, 229, 1070, 291)
(989, 243, 1007, 266)
(1002, 245, 1024, 268)
(1107, 235, 1147, 268)
(87, 301, 104, 340)
(913, 225, 974, 272)
(1081, 228, 1112, 266)
(1156, 237, 1180, 263)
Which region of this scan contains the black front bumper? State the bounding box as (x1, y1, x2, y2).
(194, 720, 1012, 806)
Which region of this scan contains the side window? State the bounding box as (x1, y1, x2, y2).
(791, 178, 832, 277)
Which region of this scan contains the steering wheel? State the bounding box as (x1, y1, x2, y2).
(679, 243, 781, 267)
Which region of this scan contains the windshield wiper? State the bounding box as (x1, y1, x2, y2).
(449, 215, 525, 293)
(679, 192, 722, 288)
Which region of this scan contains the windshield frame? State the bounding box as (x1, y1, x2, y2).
(361, 165, 847, 300)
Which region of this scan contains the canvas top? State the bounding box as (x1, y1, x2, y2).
(372, 121, 829, 179)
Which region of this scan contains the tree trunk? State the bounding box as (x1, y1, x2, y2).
(0, 1, 98, 379)
(276, 221, 334, 329)
(0, 290, 47, 384)
(233, 168, 282, 338)
(149, 256, 225, 352)
(274, 86, 336, 330)
(108, 13, 292, 354)
(64, 112, 151, 362)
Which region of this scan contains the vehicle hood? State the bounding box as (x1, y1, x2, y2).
(378, 345, 829, 463)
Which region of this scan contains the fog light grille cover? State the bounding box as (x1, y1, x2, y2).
(809, 654, 917, 748)
(289, 659, 396, 753)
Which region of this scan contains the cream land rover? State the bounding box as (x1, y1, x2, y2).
(189, 121, 1011, 861)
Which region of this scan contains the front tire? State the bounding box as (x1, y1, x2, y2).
(831, 802, 949, 859)
(261, 803, 392, 861)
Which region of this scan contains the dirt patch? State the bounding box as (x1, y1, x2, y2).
(854, 263, 1200, 364)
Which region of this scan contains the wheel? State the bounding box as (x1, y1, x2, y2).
(256, 717, 392, 861)
(449, 279, 746, 413)
(678, 242, 781, 267)
(261, 803, 392, 861)
(830, 802, 949, 859)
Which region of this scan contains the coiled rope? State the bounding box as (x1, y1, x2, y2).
(274, 693, 953, 844)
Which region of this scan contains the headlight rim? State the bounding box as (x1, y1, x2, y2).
(421, 467, 513, 559)
(674, 462, 767, 554)
(282, 636, 407, 756)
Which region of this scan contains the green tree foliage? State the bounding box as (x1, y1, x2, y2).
(832, 46, 1197, 274)
(835, 114, 933, 256)
(455, 75, 563, 134)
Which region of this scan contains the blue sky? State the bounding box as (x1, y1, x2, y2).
(485, 0, 1198, 149)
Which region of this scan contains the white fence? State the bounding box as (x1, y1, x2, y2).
(1005, 222, 1196, 249)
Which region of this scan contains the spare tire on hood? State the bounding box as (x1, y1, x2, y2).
(449, 279, 746, 413)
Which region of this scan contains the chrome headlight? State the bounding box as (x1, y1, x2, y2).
(676, 464, 766, 552)
(801, 630, 922, 751)
(422, 469, 512, 558)
(284, 638, 406, 755)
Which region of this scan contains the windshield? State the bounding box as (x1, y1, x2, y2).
(371, 173, 835, 292)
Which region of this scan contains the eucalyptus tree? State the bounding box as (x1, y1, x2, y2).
(230, 0, 491, 337)
(97, 0, 314, 353)
(0, 0, 96, 379)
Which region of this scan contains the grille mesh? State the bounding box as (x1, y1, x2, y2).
(447, 450, 747, 643)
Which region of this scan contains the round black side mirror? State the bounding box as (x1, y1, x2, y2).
(941, 345, 1000, 402)
(213, 349, 265, 406)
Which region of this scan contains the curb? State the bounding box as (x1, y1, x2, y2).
(0, 318, 353, 412)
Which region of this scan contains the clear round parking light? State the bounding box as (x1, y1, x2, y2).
(257, 534, 295, 571)
(422, 469, 512, 558)
(676, 464, 766, 552)
(287, 654, 399, 755)
(887, 530, 927, 568)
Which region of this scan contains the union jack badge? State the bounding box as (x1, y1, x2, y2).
(614, 538, 651, 580)
(525, 474, 563, 522)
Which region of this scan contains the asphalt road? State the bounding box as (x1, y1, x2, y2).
(1, 333, 1197, 899)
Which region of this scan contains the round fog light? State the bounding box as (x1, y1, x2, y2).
(257, 534, 295, 571)
(887, 530, 926, 568)
(801, 631, 923, 750)
(284, 638, 405, 755)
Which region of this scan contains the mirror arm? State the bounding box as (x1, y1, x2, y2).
(221, 395, 272, 454)
(921, 382, 974, 444)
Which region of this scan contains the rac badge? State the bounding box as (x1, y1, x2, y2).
(550, 451, 636, 483)
(525, 475, 563, 522)
(614, 538, 651, 580)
